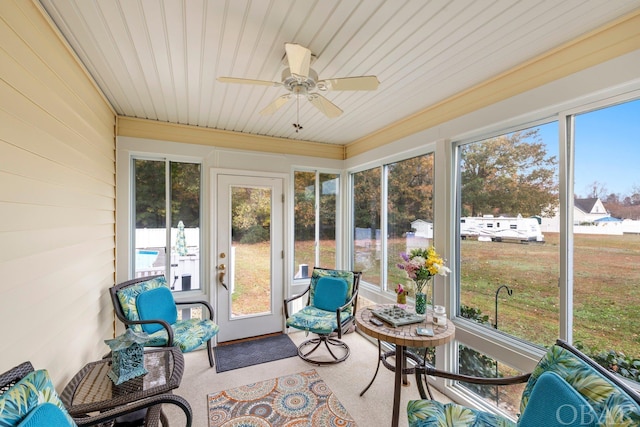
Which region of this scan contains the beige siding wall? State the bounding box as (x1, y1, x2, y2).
(0, 0, 116, 387)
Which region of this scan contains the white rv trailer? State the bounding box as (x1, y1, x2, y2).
(460, 215, 544, 243)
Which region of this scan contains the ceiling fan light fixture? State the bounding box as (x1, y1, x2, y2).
(282, 68, 317, 92)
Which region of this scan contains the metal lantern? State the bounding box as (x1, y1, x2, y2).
(105, 329, 149, 385)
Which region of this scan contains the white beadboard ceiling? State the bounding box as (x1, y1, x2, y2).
(39, 0, 640, 145)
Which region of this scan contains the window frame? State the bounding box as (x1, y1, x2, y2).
(448, 91, 640, 411)
(128, 154, 206, 297)
(291, 168, 343, 283)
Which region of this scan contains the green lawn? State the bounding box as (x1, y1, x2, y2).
(233, 233, 640, 359)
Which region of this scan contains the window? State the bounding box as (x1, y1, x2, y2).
(133, 159, 201, 292)
(293, 171, 339, 278)
(352, 155, 436, 292)
(386, 154, 435, 292)
(457, 122, 560, 346)
(572, 98, 640, 363)
(353, 167, 382, 286)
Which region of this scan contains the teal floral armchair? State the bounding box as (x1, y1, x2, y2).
(110, 275, 219, 367)
(408, 339, 640, 426)
(0, 362, 76, 427)
(284, 267, 362, 365)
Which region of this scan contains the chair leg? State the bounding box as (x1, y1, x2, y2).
(297, 335, 350, 365)
(207, 339, 214, 367)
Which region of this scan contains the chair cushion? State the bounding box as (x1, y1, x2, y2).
(144, 318, 219, 352)
(135, 286, 178, 334)
(407, 399, 515, 427)
(518, 371, 597, 427)
(309, 269, 355, 314)
(521, 344, 640, 425)
(0, 369, 76, 427)
(17, 403, 73, 427)
(313, 277, 348, 312)
(116, 276, 168, 332)
(286, 306, 345, 335)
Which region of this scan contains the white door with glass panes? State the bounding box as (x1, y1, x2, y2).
(214, 173, 284, 342)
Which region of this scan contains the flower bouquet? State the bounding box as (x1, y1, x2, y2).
(395, 283, 407, 306)
(397, 246, 450, 314)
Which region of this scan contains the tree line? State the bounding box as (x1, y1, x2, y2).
(134, 129, 562, 241)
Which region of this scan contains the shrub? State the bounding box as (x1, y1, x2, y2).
(575, 342, 640, 383)
(239, 225, 270, 244)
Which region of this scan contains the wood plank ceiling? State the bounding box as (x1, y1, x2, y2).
(38, 0, 640, 146)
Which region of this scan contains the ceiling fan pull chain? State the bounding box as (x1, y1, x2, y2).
(293, 95, 303, 132)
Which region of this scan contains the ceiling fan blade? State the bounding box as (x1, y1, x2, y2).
(217, 77, 279, 87)
(322, 76, 380, 91)
(259, 95, 291, 115)
(284, 43, 311, 79)
(308, 94, 343, 118)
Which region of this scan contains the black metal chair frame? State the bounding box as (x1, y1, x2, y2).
(0, 361, 192, 426)
(413, 338, 640, 405)
(109, 275, 216, 367)
(284, 267, 362, 365)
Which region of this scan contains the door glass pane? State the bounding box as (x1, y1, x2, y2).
(458, 122, 560, 347)
(353, 167, 382, 287)
(573, 99, 640, 368)
(231, 186, 272, 317)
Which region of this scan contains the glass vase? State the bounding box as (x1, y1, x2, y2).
(397, 292, 407, 305)
(415, 292, 427, 315)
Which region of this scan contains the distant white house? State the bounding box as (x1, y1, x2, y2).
(574, 198, 609, 224)
(540, 198, 640, 235)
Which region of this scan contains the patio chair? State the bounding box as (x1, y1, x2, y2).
(408, 339, 640, 426)
(284, 267, 362, 365)
(110, 275, 219, 367)
(0, 361, 192, 426)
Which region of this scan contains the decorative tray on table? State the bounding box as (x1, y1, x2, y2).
(371, 306, 424, 327)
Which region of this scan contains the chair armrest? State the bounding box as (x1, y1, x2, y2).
(72, 393, 192, 427)
(334, 288, 359, 338)
(0, 362, 35, 394)
(414, 364, 531, 400)
(175, 299, 215, 321)
(336, 288, 358, 314)
(284, 285, 311, 319)
(118, 318, 175, 347)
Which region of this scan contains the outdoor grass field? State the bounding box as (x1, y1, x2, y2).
(460, 232, 640, 358)
(232, 233, 640, 359)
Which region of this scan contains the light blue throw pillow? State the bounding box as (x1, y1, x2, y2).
(313, 277, 348, 312)
(17, 402, 73, 427)
(518, 371, 597, 427)
(135, 286, 177, 334)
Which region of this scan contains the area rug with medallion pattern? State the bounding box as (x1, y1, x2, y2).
(207, 369, 357, 426)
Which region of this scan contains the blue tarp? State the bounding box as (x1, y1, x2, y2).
(594, 216, 622, 222)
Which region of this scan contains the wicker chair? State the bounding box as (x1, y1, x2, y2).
(409, 339, 640, 426)
(110, 275, 219, 367)
(284, 267, 362, 365)
(0, 361, 192, 426)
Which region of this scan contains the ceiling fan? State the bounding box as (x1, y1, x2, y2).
(218, 43, 379, 121)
